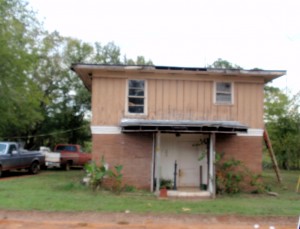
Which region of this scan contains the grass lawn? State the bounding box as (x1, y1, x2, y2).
(0, 169, 299, 216)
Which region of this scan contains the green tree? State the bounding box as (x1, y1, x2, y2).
(0, 0, 43, 140)
(94, 41, 121, 64)
(124, 55, 153, 65)
(27, 36, 138, 149)
(0, 0, 153, 149)
(208, 58, 242, 69)
(26, 32, 93, 149)
(264, 86, 300, 170)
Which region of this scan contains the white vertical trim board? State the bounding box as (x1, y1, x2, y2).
(151, 133, 155, 192)
(91, 126, 121, 134)
(208, 133, 216, 197)
(155, 131, 161, 192)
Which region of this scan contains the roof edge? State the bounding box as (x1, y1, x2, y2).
(71, 64, 286, 90)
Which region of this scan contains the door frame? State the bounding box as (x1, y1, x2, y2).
(153, 132, 216, 197)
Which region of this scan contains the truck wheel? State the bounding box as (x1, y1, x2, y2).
(29, 161, 40, 174)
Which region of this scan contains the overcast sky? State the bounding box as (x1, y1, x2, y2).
(28, 0, 300, 95)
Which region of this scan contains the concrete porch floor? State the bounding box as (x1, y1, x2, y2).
(157, 187, 211, 198)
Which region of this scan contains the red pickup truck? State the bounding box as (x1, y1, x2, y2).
(54, 144, 91, 170)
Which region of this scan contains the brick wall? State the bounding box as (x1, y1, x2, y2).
(215, 134, 263, 173)
(92, 133, 153, 190)
(91, 132, 263, 191)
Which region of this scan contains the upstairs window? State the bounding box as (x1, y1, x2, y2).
(127, 79, 145, 114)
(215, 82, 233, 104)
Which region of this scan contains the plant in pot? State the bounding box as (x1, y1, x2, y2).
(159, 179, 173, 198)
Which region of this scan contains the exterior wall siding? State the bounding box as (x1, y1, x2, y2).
(92, 74, 264, 129)
(92, 133, 153, 189)
(92, 77, 126, 126)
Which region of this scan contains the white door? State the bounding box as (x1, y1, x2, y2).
(159, 134, 208, 188)
(177, 141, 200, 187)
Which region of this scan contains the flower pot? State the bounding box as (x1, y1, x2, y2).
(159, 187, 168, 198)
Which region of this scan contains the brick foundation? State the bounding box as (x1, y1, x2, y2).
(215, 134, 263, 173)
(92, 133, 153, 190)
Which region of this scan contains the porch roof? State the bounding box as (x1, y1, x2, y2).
(120, 119, 248, 133)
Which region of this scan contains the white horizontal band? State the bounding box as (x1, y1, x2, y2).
(237, 128, 264, 137)
(91, 126, 263, 136)
(91, 126, 121, 134)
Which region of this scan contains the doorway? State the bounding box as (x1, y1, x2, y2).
(159, 133, 209, 189)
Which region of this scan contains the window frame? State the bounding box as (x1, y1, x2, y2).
(125, 79, 147, 116)
(214, 81, 234, 105)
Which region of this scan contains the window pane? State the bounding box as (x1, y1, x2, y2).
(129, 88, 144, 96)
(129, 106, 144, 113)
(216, 82, 232, 104)
(0, 144, 7, 154)
(128, 80, 144, 89)
(128, 79, 145, 114)
(129, 97, 144, 105)
(217, 82, 231, 92)
(216, 93, 231, 103)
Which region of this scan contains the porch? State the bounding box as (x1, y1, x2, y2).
(158, 188, 211, 198)
(120, 119, 248, 197)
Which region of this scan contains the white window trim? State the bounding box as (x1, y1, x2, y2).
(214, 81, 234, 105)
(125, 79, 148, 116)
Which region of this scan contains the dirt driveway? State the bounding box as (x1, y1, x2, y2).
(0, 210, 297, 229)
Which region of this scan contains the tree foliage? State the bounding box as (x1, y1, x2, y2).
(0, 0, 153, 150)
(124, 55, 153, 65)
(0, 0, 43, 138)
(208, 58, 242, 69)
(264, 86, 300, 170)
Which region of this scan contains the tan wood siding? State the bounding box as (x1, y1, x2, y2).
(235, 83, 264, 128)
(92, 75, 264, 129)
(147, 80, 156, 119)
(176, 80, 184, 119)
(92, 77, 125, 125)
(203, 81, 213, 120)
(155, 79, 163, 120)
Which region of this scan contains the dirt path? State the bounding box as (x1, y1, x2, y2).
(0, 210, 297, 229)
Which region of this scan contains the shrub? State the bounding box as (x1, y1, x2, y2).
(215, 153, 244, 194)
(160, 179, 173, 190)
(84, 156, 124, 194)
(245, 169, 266, 194)
(109, 165, 124, 194)
(84, 157, 109, 191)
(215, 152, 267, 194)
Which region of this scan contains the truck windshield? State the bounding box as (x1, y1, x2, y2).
(56, 145, 77, 152)
(0, 143, 7, 154)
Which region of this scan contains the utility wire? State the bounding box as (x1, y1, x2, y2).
(1, 125, 90, 140)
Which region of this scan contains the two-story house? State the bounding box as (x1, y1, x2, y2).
(72, 64, 285, 197)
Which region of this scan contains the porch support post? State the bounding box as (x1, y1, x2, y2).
(155, 131, 161, 192)
(151, 133, 155, 192)
(208, 133, 216, 198)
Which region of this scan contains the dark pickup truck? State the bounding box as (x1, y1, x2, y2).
(0, 142, 45, 177)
